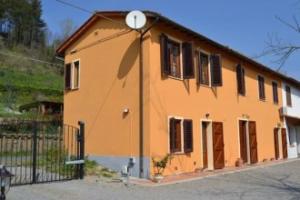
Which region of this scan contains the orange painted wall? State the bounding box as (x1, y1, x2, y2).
(148, 25, 283, 176)
(63, 18, 151, 159)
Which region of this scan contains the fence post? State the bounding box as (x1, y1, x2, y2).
(32, 121, 38, 184)
(78, 121, 85, 179)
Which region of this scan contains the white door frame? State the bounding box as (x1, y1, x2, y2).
(200, 119, 214, 170)
(237, 118, 251, 164)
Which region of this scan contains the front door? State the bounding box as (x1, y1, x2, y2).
(282, 128, 288, 159)
(212, 122, 225, 169)
(202, 122, 208, 169)
(274, 128, 280, 160)
(239, 121, 248, 163)
(249, 121, 258, 164)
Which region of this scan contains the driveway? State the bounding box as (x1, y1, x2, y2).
(8, 160, 300, 200)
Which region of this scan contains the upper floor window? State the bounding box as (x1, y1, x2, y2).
(199, 52, 210, 85)
(236, 64, 245, 95)
(285, 85, 292, 107)
(160, 34, 194, 79)
(65, 60, 80, 91)
(272, 81, 279, 104)
(169, 117, 193, 154)
(196, 51, 222, 87)
(258, 75, 265, 100)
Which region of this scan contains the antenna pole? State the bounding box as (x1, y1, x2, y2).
(138, 16, 160, 178)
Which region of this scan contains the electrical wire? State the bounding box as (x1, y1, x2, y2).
(0, 51, 63, 67)
(55, 0, 129, 29)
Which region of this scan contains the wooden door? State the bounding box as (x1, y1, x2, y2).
(274, 128, 280, 160)
(202, 122, 208, 169)
(212, 122, 225, 169)
(239, 121, 248, 163)
(281, 128, 288, 159)
(249, 121, 258, 164)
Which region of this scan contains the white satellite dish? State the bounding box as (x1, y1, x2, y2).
(125, 10, 147, 30)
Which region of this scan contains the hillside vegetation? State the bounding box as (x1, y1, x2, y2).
(0, 0, 65, 118)
(0, 47, 63, 117)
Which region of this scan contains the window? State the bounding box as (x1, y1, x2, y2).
(64, 60, 80, 91)
(182, 42, 194, 78)
(65, 63, 72, 90)
(272, 81, 278, 104)
(210, 54, 222, 86)
(199, 52, 210, 85)
(285, 85, 292, 107)
(258, 75, 265, 100)
(73, 60, 80, 89)
(236, 64, 245, 95)
(197, 52, 222, 87)
(168, 40, 181, 78)
(169, 118, 193, 153)
(160, 34, 194, 79)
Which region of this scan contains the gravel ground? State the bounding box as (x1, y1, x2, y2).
(8, 160, 300, 200)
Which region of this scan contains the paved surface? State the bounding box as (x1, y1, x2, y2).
(8, 160, 300, 200)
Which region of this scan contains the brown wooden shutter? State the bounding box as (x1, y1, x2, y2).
(285, 86, 292, 106)
(258, 76, 265, 100)
(182, 42, 194, 78)
(194, 51, 200, 85)
(183, 119, 193, 153)
(210, 54, 222, 86)
(272, 82, 278, 104)
(160, 34, 170, 76)
(169, 118, 176, 153)
(274, 128, 279, 160)
(65, 63, 72, 90)
(236, 64, 245, 95)
(212, 122, 225, 169)
(281, 128, 288, 159)
(248, 121, 258, 164)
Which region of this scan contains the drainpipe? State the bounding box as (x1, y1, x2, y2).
(138, 16, 160, 178)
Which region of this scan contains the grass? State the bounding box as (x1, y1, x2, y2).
(0, 51, 63, 117)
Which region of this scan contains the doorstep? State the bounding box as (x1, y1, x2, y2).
(129, 158, 300, 187)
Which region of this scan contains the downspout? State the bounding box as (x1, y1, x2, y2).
(138, 16, 160, 178)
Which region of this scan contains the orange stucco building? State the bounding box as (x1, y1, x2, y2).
(57, 11, 300, 178)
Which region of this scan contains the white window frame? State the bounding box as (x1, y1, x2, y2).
(165, 35, 184, 80)
(197, 49, 211, 87)
(168, 116, 184, 154)
(71, 59, 80, 90)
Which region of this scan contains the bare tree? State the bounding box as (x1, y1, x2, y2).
(256, 15, 300, 71)
(59, 18, 77, 41)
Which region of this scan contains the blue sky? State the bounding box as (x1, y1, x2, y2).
(42, 0, 300, 80)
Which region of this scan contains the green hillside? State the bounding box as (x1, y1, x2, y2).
(0, 49, 63, 118)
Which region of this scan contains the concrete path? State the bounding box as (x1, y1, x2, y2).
(8, 160, 300, 200)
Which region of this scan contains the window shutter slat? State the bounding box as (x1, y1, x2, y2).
(210, 54, 222, 86)
(160, 34, 170, 76)
(169, 118, 176, 153)
(182, 42, 194, 78)
(183, 119, 193, 153)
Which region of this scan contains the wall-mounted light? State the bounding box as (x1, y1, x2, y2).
(123, 108, 129, 114)
(277, 123, 281, 128)
(205, 113, 210, 118)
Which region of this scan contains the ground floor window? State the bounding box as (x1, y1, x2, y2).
(169, 117, 193, 153)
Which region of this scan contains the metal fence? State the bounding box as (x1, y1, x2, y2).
(0, 120, 84, 186)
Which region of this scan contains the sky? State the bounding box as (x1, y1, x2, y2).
(42, 0, 300, 80)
